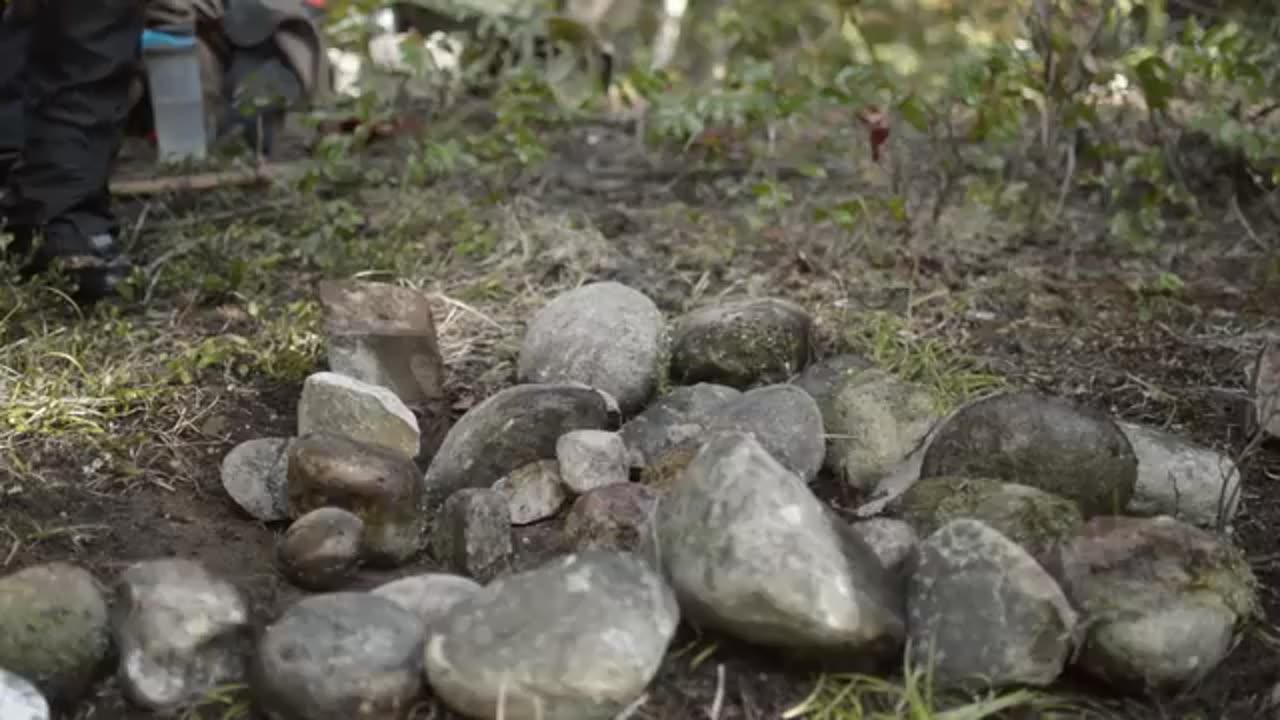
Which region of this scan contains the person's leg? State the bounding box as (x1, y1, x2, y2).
(0, 9, 32, 187)
(4, 0, 144, 301)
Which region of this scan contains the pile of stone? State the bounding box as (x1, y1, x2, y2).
(0, 279, 1270, 720)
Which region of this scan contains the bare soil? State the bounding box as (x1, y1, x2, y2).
(3, 111, 1279, 719)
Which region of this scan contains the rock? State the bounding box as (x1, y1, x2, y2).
(670, 297, 814, 388)
(0, 668, 49, 720)
(493, 460, 567, 525)
(806, 368, 940, 491)
(707, 384, 825, 483)
(254, 592, 425, 720)
(1251, 341, 1279, 440)
(317, 279, 447, 416)
(278, 508, 365, 591)
(556, 430, 629, 493)
(423, 384, 611, 508)
(563, 483, 658, 554)
(111, 559, 251, 710)
(907, 519, 1078, 689)
(432, 489, 514, 583)
(849, 518, 918, 575)
(1119, 421, 1243, 527)
(372, 574, 482, 632)
(0, 563, 110, 705)
(891, 476, 1083, 564)
(790, 353, 874, 399)
(297, 371, 420, 460)
(919, 390, 1138, 517)
(425, 551, 678, 720)
(1047, 515, 1258, 693)
(221, 437, 293, 522)
(617, 383, 740, 468)
(657, 432, 904, 655)
(287, 433, 424, 567)
(517, 281, 667, 415)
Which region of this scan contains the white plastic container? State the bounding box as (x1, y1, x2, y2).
(142, 27, 208, 163)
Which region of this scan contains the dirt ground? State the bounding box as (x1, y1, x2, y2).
(2, 106, 1279, 719)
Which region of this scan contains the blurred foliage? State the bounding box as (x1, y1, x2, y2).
(314, 0, 1280, 246)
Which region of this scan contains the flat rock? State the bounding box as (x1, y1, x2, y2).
(670, 297, 814, 388)
(1119, 421, 1243, 527)
(221, 437, 293, 522)
(425, 551, 679, 720)
(556, 429, 629, 493)
(919, 390, 1138, 517)
(657, 432, 904, 656)
(1251, 341, 1279, 440)
(891, 476, 1083, 565)
(254, 592, 425, 720)
(806, 368, 940, 491)
(0, 668, 49, 720)
(431, 489, 514, 583)
(0, 563, 110, 705)
(422, 384, 611, 508)
(517, 281, 667, 415)
(617, 383, 740, 468)
(318, 279, 447, 416)
(1047, 515, 1258, 693)
(288, 433, 424, 567)
(297, 371, 420, 460)
(562, 482, 658, 554)
(493, 460, 567, 525)
(278, 507, 365, 591)
(372, 574, 482, 632)
(706, 384, 825, 483)
(908, 519, 1078, 689)
(849, 518, 918, 575)
(111, 559, 251, 710)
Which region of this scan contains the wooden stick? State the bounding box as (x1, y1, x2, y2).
(109, 162, 305, 197)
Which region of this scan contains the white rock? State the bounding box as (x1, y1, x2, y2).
(220, 437, 293, 522)
(297, 371, 420, 459)
(1119, 421, 1243, 527)
(0, 669, 49, 720)
(556, 430, 629, 494)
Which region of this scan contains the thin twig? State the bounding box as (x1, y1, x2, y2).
(1230, 193, 1271, 252)
(709, 663, 726, 720)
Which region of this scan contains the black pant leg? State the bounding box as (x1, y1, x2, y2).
(5, 0, 144, 260)
(0, 11, 32, 180)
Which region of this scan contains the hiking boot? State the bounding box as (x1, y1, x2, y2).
(3, 225, 133, 304)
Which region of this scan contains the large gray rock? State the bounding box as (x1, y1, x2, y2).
(423, 384, 611, 508)
(1047, 515, 1258, 693)
(0, 668, 49, 720)
(372, 574, 482, 633)
(556, 430, 629, 493)
(431, 489, 514, 583)
(790, 354, 874, 400)
(318, 279, 447, 415)
(907, 519, 1078, 689)
(617, 383, 740, 468)
(804, 367, 941, 491)
(288, 433, 424, 567)
(221, 437, 293, 522)
(492, 460, 568, 525)
(891, 476, 1083, 565)
(1251, 341, 1279, 440)
(656, 432, 904, 655)
(111, 559, 251, 710)
(670, 297, 813, 388)
(0, 563, 110, 705)
(517, 281, 667, 415)
(297, 371, 421, 460)
(254, 593, 425, 720)
(425, 551, 678, 720)
(919, 390, 1138, 517)
(1119, 421, 1243, 527)
(278, 507, 365, 591)
(706, 384, 825, 483)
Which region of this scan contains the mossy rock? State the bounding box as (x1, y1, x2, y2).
(669, 297, 814, 389)
(891, 476, 1083, 564)
(639, 440, 702, 495)
(919, 390, 1137, 517)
